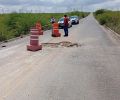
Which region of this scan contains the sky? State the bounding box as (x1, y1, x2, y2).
(0, 0, 120, 13)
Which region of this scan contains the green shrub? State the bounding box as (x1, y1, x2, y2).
(97, 14, 111, 25)
(68, 11, 89, 18)
(0, 32, 7, 41)
(95, 10, 120, 34)
(0, 12, 89, 42)
(95, 9, 106, 15)
(99, 18, 106, 25)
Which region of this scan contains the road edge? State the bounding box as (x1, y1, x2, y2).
(93, 16, 120, 45)
(104, 26, 120, 38)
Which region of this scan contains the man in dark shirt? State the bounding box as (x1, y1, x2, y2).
(64, 15, 69, 37)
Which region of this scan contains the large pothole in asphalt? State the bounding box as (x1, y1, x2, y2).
(42, 41, 81, 48)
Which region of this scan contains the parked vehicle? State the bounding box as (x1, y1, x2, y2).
(70, 16, 79, 24)
(58, 17, 72, 28)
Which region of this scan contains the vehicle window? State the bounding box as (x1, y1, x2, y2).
(59, 18, 64, 21)
(70, 16, 78, 19)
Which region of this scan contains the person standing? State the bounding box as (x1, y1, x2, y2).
(63, 15, 69, 37)
(50, 16, 55, 34)
(50, 16, 55, 24)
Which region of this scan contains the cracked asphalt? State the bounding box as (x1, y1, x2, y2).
(0, 14, 120, 100)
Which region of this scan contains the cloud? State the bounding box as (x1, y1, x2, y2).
(0, 0, 120, 13)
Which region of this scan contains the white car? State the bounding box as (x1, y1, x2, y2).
(58, 17, 72, 28)
(70, 16, 79, 24)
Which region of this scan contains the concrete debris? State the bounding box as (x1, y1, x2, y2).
(42, 41, 81, 48)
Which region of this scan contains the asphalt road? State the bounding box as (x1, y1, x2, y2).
(0, 14, 120, 100)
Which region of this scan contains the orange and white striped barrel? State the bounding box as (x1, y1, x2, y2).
(36, 22, 43, 35)
(30, 34, 39, 46)
(52, 23, 61, 37)
(30, 28, 39, 35)
(27, 28, 42, 51)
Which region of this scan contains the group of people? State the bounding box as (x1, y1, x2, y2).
(50, 15, 69, 37)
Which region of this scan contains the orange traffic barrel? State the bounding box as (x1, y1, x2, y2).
(30, 34, 39, 46)
(27, 28, 42, 51)
(36, 22, 43, 35)
(52, 23, 61, 37)
(30, 28, 39, 35)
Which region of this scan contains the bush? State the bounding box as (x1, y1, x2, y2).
(0, 12, 89, 42)
(67, 11, 89, 19)
(0, 32, 7, 42)
(95, 9, 106, 15)
(97, 14, 110, 25)
(99, 18, 106, 25)
(95, 10, 120, 34)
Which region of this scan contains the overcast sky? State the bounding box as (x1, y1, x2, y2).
(0, 0, 120, 13)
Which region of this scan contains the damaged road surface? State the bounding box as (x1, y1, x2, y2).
(0, 14, 120, 100)
(42, 41, 81, 48)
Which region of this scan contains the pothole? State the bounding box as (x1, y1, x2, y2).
(42, 41, 81, 48)
(1, 45, 6, 48)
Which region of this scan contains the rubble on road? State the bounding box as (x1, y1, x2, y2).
(42, 41, 81, 48)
